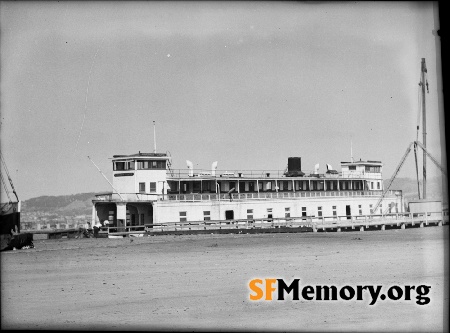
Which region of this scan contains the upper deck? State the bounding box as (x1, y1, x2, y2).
(106, 152, 385, 199)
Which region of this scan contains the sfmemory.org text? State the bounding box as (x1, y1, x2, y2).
(248, 279, 431, 305)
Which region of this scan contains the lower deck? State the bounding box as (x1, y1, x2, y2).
(92, 192, 404, 229)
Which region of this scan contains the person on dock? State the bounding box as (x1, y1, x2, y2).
(77, 221, 92, 238)
(93, 221, 102, 238)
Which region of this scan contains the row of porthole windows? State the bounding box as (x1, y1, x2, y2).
(177, 203, 394, 222)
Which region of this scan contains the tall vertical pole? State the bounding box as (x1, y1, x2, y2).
(153, 120, 156, 153)
(421, 58, 427, 199)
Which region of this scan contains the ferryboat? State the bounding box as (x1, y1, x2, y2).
(91, 152, 404, 231)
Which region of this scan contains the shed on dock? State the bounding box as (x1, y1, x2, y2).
(408, 199, 442, 213)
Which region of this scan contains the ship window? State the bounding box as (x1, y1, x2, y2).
(137, 160, 166, 169)
(318, 206, 322, 217)
(229, 182, 236, 191)
(349, 165, 356, 170)
(318, 181, 324, 191)
(371, 182, 374, 189)
(179, 211, 187, 222)
(377, 182, 380, 189)
(139, 182, 145, 193)
(302, 207, 306, 217)
(203, 181, 211, 192)
(267, 208, 273, 219)
(332, 206, 337, 216)
(247, 209, 253, 220)
(365, 166, 381, 173)
(149, 182, 156, 192)
(193, 181, 201, 192)
(168, 181, 178, 192)
(114, 162, 125, 171)
(266, 181, 272, 191)
(285, 207, 290, 218)
(203, 211, 210, 221)
(249, 182, 255, 192)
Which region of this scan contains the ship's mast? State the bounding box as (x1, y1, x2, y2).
(420, 58, 428, 199)
(153, 120, 157, 153)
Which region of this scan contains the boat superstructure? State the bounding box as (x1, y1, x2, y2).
(91, 153, 403, 230)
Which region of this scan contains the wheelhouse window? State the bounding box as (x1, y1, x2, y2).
(365, 166, 381, 173)
(114, 160, 135, 171)
(349, 165, 356, 170)
(137, 160, 166, 170)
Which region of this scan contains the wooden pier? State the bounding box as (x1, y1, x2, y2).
(22, 210, 449, 239)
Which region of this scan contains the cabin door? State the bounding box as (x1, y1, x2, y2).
(346, 205, 351, 219)
(225, 210, 234, 220)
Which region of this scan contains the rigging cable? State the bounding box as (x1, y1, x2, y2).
(0, 151, 18, 201)
(74, 36, 105, 153)
(0, 170, 12, 203)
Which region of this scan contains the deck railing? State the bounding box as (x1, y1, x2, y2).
(167, 169, 381, 179)
(93, 190, 398, 202)
(165, 190, 398, 202)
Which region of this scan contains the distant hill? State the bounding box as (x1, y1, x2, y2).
(387, 176, 448, 203)
(22, 192, 98, 216)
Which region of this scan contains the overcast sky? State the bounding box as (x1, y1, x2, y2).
(0, 1, 446, 201)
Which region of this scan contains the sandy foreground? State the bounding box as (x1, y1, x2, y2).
(1, 226, 448, 332)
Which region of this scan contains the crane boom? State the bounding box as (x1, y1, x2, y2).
(371, 140, 446, 215)
(371, 142, 414, 214)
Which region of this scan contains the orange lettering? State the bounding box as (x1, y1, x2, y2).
(249, 279, 264, 300)
(265, 279, 277, 300)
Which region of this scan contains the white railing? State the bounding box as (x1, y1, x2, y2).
(166, 190, 396, 202)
